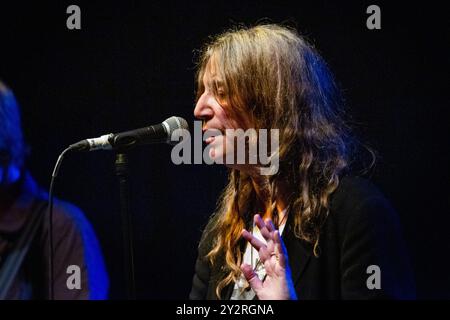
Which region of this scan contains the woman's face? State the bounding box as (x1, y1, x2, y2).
(193, 59, 238, 134)
(193, 58, 240, 164)
(193, 58, 263, 176)
(194, 60, 250, 167)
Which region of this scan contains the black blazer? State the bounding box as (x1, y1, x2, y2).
(189, 176, 416, 300)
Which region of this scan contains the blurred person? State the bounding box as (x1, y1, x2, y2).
(0, 80, 108, 299)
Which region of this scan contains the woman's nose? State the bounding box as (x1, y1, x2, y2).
(194, 95, 214, 120)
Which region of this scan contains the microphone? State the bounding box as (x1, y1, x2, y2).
(69, 116, 189, 152)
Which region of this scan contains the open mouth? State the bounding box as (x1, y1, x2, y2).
(202, 126, 225, 135)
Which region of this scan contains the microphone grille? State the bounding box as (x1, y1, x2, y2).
(163, 116, 189, 144)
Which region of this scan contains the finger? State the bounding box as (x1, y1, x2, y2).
(266, 237, 275, 254)
(241, 229, 266, 251)
(241, 263, 263, 293)
(273, 229, 287, 254)
(265, 218, 276, 233)
(274, 230, 287, 268)
(265, 218, 277, 244)
(254, 215, 272, 242)
(264, 258, 275, 275)
(258, 245, 270, 262)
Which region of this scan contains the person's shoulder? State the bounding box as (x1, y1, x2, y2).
(331, 174, 388, 208)
(24, 173, 90, 231)
(338, 174, 385, 198)
(328, 175, 415, 299)
(329, 174, 397, 228)
(53, 199, 88, 226)
(40, 194, 92, 236)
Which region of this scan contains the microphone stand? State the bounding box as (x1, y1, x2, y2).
(115, 152, 136, 299)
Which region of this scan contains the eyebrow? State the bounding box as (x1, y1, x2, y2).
(201, 70, 225, 91)
(206, 78, 224, 90)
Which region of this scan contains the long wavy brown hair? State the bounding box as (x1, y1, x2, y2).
(195, 24, 371, 298)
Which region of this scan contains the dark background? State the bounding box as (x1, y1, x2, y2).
(0, 0, 448, 299)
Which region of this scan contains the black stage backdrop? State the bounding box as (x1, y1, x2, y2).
(0, 0, 448, 299)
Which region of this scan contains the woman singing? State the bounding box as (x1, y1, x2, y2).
(190, 24, 415, 300)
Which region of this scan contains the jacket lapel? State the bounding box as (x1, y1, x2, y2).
(222, 282, 235, 300)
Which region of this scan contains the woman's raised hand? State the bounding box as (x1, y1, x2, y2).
(240, 214, 297, 300)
